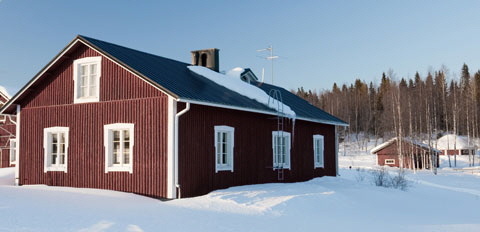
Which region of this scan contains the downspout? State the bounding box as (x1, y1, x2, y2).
(174, 102, 190, 199)
(15, 105, 20, 186)
(335, 126, 339, 176)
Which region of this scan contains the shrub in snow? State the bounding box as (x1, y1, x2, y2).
(371, 167, 391, 187)
(390, 170, 409, 191)
(370, 168, 409, 191)
(355, 168, 367, 182)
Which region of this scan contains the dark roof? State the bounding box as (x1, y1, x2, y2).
(1, 35, 347, 126)
(254, 82, 346, 125)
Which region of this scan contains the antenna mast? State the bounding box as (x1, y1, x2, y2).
(257, 46, 279, 84)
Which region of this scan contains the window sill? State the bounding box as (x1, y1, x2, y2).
(215, 166, 233, 173)
(105, 166, 133, 174)
(74, 97, 99, 104)
(44, 166, 67, 173)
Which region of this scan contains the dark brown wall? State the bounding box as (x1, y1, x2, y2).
(178, 103, 336, 198)
(18, 44, 170, 198)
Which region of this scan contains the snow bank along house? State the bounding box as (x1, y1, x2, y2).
(371, 137, 440, 170)
(0, 87, 16, 168)
(0, 35, 347, 199)
(436, 134, 476, 156)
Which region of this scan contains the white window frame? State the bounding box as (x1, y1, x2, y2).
(73, 56, 101, 104)
(9, 139, 16, 165)
(104, 123, 134, 173)
(43, 127, 69, 173)
(272, 131, 291, 170)
(313, 134, 324, 168)
(214, 125, 234, 172)
(385, 159, 395, 165)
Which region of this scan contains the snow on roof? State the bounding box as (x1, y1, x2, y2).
(371, 137, 441, 154)
(188, 66, 296, 118)
(0, 85, 10, 99)
(225, 67, 245, 78)
(437, 134, 475, 150)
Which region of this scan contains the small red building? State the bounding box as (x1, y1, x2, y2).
(0, 35, 347, 199)
(0, 88, 16, 168)
(371, 138, 440, 170)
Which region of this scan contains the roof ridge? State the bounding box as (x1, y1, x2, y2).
(78, 35, 190, 66)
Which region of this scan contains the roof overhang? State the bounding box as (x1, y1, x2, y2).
(178, 98, 349, 126)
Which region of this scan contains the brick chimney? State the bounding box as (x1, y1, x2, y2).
(191, 48, 219, 72)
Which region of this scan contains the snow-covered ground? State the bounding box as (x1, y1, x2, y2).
(1, 141, 480, 232)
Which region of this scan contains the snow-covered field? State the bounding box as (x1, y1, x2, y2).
(1, 142, 480, 232)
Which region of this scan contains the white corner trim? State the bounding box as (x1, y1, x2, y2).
(14, 105, 20, 185)
(214, 125, 235, 173)
(73, 56, 101, 104)
(104, 123, 134, 174)
(167, 96, 176, 199)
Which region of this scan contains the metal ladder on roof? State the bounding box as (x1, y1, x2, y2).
(268, 89, 285, 181)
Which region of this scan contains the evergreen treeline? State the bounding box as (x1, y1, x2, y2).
(295, 64, 480, 145)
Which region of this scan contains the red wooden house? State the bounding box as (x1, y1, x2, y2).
(0, 35, 347, 199)
(371, 138, 440, 170)
(0, 88, 16, 168)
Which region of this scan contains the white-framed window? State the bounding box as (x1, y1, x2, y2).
(73, 56, 101, 103)
(272, 131, 291, 169)
(9, 139, 16, 165)
(313, 135, 324, 168)
(104, 123, 134, 173)
(385, 159, 395, 165)
(43, 127, 69, 172)
(214, 125, 234, 172)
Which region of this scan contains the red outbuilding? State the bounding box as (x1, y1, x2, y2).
(0, 36, 347, 199)
(371, 137, 440, 170)
(0, 88, 16, 168)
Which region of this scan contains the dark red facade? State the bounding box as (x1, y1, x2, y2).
(178, 103, 335, 198)
(17, 43, 169, 197)
(11, 40, 338, 199)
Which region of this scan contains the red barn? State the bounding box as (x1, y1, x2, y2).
(0, 35, 347, 199)
(371, 138, 440, 170)
(0, 88, 16, 168)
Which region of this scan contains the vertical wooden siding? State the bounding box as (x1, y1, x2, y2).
(22, 44, 164, 108)
(18, 43, 170, 198)
(178, 104, 336, 198)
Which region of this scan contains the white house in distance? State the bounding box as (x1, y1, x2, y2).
(436, 134, 476, 156)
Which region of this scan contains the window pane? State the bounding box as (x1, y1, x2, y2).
(81, 65, 87, 75)
(124, 152, 130, 164)
(113, 142, 120, 152)
(124, 130, 130, 141)
(52, 143, 58, 154)
(222, 153, 227, 164)
(113, 152, 119, 164)
(60, 154, 65, 165)
(81, 76, 88, 86)
(60, 133, 65, 143)
(81, 87, 87, 97)
(52, 134, 58, 143)
(90, 64, 97, 75)
(89, 86, 96, 97)
(52, 154, 57, 164)
(113, 131, 120, 141)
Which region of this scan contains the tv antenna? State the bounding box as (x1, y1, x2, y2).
(257, 46, 279, 84)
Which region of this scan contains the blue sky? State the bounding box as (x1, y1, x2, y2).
(1, 0, 480, 96)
